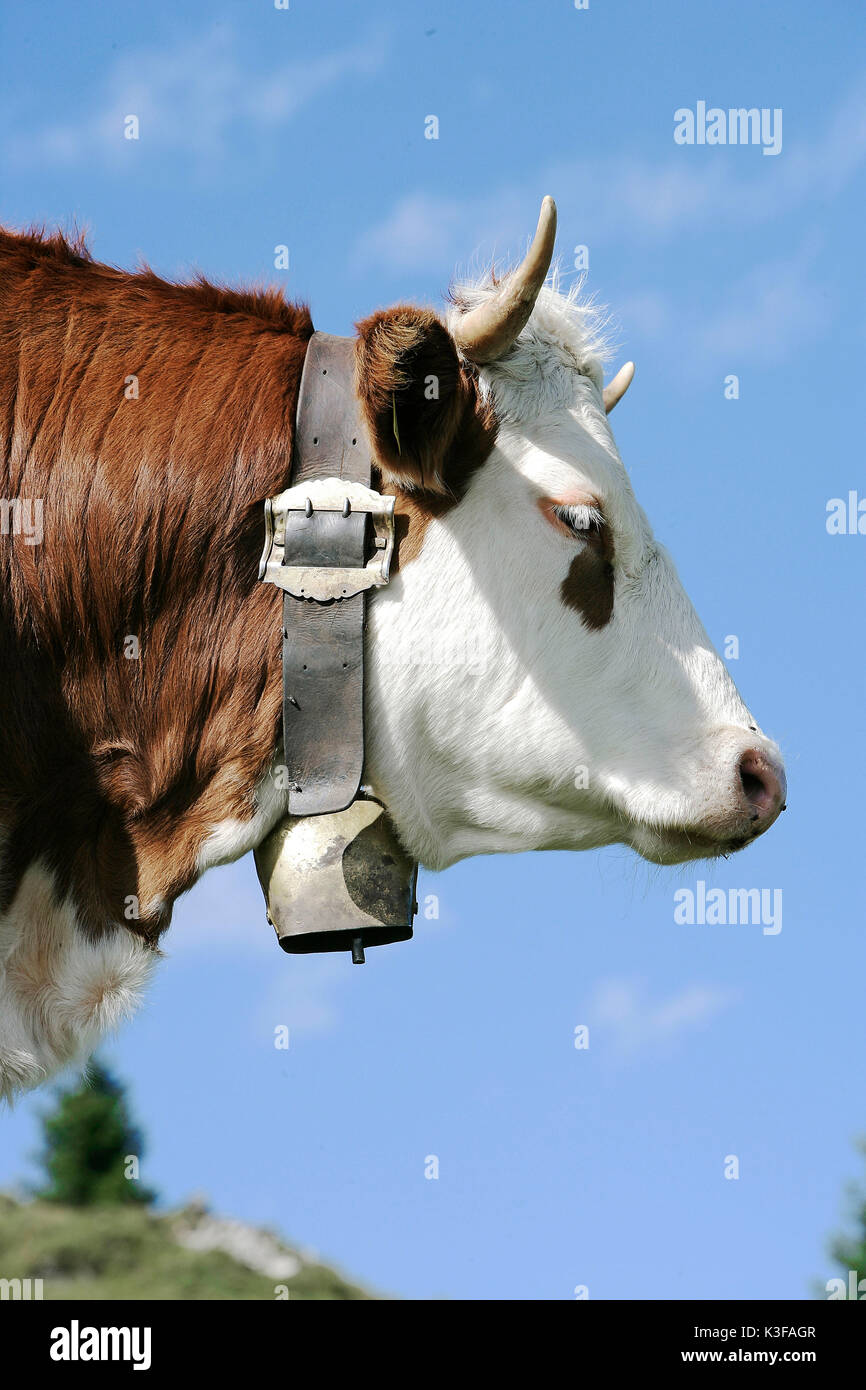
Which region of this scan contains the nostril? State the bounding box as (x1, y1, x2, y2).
(738, 748, 786, 823)
(741, 770, 766, 814)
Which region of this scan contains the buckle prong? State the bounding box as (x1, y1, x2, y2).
(259, 477, 396, 602)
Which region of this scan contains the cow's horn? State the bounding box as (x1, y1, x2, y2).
(603, 361, 635, 413)
(453, 196, 557, 364)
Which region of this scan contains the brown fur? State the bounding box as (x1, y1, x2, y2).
(0, 225, 313, 943)
(355, 306, 497, 500)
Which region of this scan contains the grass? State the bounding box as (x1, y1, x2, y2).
(0, 1195, 374, 1301)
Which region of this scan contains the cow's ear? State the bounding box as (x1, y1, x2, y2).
(354, 306, 496, 495)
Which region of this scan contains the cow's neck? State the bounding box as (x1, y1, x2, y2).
(0, 242, 314, 943)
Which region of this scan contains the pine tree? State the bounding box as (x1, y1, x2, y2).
(34, 1059, 156, 1207)
(828, 1139, 866, 1297)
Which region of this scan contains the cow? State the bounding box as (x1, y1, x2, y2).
(0, 199, 786, 1099)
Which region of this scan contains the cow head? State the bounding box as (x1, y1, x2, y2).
(356, 198, 786, 870)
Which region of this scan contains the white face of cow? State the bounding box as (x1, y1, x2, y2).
(364, 278, 786, 872)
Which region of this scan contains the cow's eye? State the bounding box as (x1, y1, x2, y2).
(551, 503, 605, 538)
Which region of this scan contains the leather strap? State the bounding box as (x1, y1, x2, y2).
(281, 333, 375, 816)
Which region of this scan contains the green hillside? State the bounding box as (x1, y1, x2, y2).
(0, 1195, 375, 1300)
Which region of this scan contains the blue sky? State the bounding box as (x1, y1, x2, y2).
(1, 0, 864, 1300)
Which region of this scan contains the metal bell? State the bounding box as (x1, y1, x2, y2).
(254, 797, 417, 964)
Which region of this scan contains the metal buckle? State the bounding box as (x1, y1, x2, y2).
(258, 477, 396, 602)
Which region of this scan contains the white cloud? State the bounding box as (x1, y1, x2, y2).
(162, 859, 374, 1039)
(355, 192, 467, 272)
(6, 26, 387, 170)
(696, 243, 833, 366)
(354, 185, 541, 277)
(253, 954, 349, 1040)
(355, 76, 866, 276)
(611, 240, 832, 375)
(614, 289, 675, 341)
(589, 977, 737, 1056)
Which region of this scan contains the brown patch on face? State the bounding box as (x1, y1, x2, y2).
(559, 514, 615, 630)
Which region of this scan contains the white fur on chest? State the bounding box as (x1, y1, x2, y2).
(0, 862, 155, 1102)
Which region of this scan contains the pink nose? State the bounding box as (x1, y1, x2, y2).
(738, 747, 787, 828)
